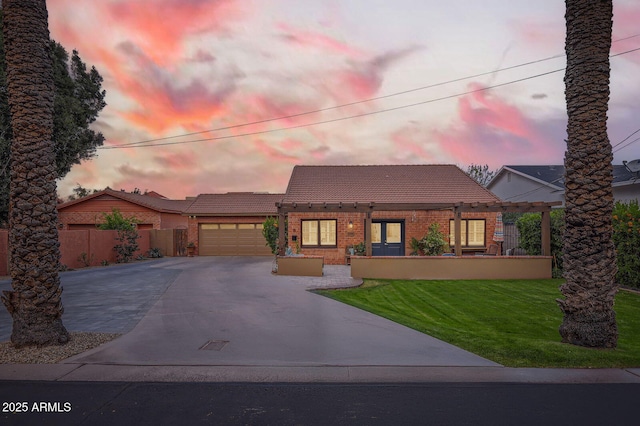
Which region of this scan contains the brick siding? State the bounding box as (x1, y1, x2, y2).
(288, 210, 497, 265)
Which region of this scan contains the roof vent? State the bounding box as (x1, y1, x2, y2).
(623, 160, 640, 173)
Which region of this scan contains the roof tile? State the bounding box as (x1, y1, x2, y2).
(282, 165, 501, 204)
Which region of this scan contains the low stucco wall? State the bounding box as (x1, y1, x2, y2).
(277, 256, 324, 277)
(351, 256, 553, 280)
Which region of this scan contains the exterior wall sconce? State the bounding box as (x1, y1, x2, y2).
(348, 220, 353, 229)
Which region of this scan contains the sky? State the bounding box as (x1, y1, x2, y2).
(43, 0, 640, 199)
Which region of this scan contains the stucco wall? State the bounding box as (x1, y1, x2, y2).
(0, 229, 151, 274)
(351, 256, 553, 280)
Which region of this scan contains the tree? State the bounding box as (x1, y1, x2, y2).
(66, 184, 100, 201)
(465, 164, 496, 187)
(0, 10, 106, 226)
(0, 0, 69, 347)
(557, 0, 618, 348)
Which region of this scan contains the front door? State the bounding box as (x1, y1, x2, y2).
(371, 221, 405, 256)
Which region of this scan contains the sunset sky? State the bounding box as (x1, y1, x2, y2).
(45, 0, 640, 200)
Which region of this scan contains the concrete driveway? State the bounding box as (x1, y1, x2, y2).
(2, 257, 513, 382)
(60, 257, 497, 367)
(4, 258, 640, 384)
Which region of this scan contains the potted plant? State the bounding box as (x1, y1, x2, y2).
(187, 241, 195, 257)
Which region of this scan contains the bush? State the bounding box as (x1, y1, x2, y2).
(516, 209, 564, 276)
(613, 200, 640, 288)
(354, 242, 366, 256)
(262, 217, 280, 255)
(146, 247, 164, 258)
(99, 208, 141, 263)
(413, 223, 449, 256)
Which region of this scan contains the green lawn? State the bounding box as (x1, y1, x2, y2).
(315, 279, 640, 368)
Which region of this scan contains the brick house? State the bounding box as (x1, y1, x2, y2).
(57, 188, 193, 230)
(279, 165, 503, 265)
(184, 192, 284, 256)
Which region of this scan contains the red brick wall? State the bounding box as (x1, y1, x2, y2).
(59, 210, 162, 230)
(287, 210, 498, 265)
(160, 212, 189, 229)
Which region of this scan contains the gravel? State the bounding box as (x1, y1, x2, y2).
(0, 332, 120, 364)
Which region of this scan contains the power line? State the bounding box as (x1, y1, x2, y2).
(101, 36, 640, 150)
(106, 55, 567, 149)
(103, 44, 640, 150)
(101, 69, 565, 149)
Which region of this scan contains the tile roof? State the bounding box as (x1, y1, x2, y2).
(57, 189, 194, 213)
(184, 193, 284, 216)
(282, 165, 501, 204)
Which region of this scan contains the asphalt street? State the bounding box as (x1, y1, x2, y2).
(1, 381, 638, 426)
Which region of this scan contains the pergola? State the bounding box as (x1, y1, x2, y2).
(276, 200, 562, 257)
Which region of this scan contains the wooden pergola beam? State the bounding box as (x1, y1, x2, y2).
(276, 201, 561, 213)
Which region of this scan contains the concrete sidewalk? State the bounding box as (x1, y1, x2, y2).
(1, 257, 639, 383)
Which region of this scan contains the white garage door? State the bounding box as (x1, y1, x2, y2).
(199, 223, 272, 256)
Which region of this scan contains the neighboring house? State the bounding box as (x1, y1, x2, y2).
(280, 164, 503, 264)
(487, 165, 640, 205)
(184, 192, 284, 256)
(57, 188, 193, 230)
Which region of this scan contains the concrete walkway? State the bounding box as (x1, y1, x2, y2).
(1, 257, 639, 383)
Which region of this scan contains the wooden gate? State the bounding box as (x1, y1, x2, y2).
(174, 228, 188, 257)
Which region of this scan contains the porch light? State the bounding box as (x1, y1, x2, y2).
(348, 220, 353, 229)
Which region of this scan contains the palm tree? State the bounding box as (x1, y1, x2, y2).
(558, 0, 617, 348)
(0, 0, 69, 346)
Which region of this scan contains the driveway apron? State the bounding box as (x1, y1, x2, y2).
(65, 257, 498, 367)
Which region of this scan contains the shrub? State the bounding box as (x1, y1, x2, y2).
(516, 209, 564, 276)
(262, 217, 279, 255)
(354, 242, 366, 256)
(114, 228, 140, 263)
(419, 223, 449, 256)
(411, 224, 449, 256)
(99, 209, 141, 263)
(77, 252, 94, 267)
(613, 200, 640, 288)
(146, 247, 164, 258)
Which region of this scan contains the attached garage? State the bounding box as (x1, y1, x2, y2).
(185, 192, 284, 257)
(198, 223, 272, 256)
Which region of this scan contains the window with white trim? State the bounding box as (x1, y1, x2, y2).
(301, 219, 337, 247)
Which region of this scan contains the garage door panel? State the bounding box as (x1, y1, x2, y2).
(199, 224, 271, 256)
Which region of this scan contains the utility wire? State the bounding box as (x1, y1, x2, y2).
(101, 69, 565, 149)
(101, 36, 640, 150)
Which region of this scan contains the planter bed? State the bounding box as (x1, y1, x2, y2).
(277, 255, 324, 277)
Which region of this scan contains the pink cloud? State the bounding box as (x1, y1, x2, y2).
(277, 23, 367, 58)
(612, 4, 640, 64)
(433, 83, 564, 167)
(106, 0, 242, 65)
(391, 128, 434, 162)
(253, 140, 300, 164)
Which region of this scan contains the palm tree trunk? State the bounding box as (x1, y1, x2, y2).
(558, 0, 617, 348)
(1, 0, 68, 347)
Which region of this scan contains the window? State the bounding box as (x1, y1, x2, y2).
(449, 219, 486, 247)
(301, 219, 337, 247)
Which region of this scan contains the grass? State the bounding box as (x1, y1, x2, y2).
(315, 279, 640, 368)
